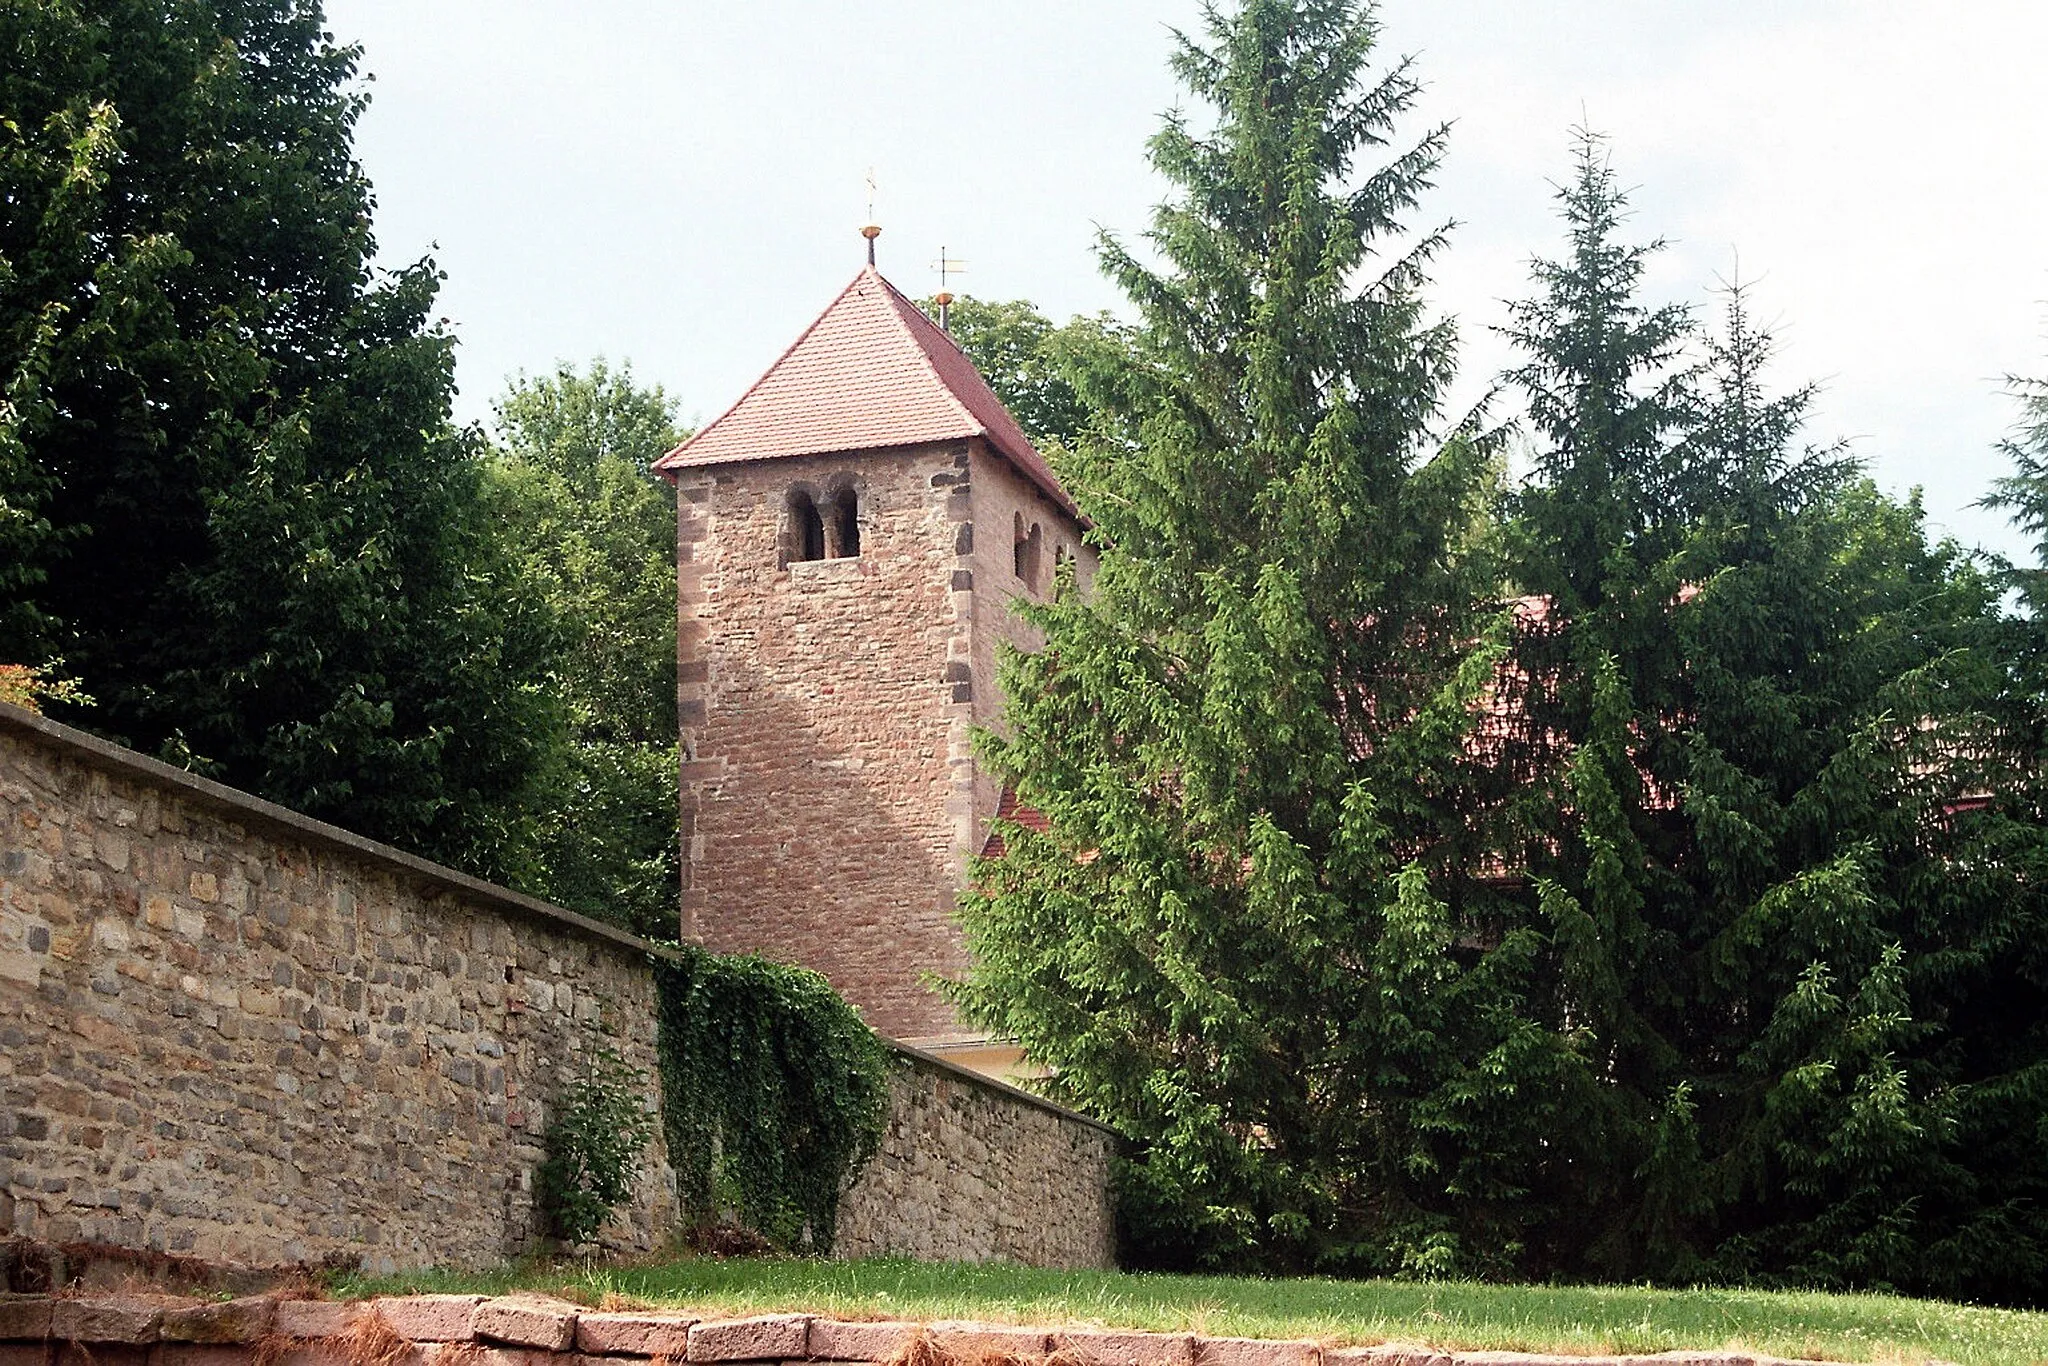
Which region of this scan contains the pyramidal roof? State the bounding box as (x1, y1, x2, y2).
(654, 265, 1077, 517)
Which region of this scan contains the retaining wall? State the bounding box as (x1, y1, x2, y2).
(0, 1292, 1842, 1366)
(0, 704, 1114, 1271)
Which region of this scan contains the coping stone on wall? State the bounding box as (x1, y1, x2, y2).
(0, 701, 1112, 1141)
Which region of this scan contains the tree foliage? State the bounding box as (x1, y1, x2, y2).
(1493, 131, 2044, 1298)
(927, 295, 1128, 448)
(954, 0, 1554, 1275)
(487, 360, 683, 936)
(0, 0, 565, 879)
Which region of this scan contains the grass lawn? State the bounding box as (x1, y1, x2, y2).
(331, 1255, 2048, 1365)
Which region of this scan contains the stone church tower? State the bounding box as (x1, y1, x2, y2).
(652, 261, 1092, 1055)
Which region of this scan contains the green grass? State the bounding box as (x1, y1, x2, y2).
(330, 1255, 2048, 1365)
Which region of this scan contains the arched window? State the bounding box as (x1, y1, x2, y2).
(783, 487, 826, 565)
(1012, 512, 1042, 586)
(826, 485, 860, 558)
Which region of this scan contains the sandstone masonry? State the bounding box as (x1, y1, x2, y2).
(0, 704, 1114, 1271)
(838, 1042, 1115, 1268)
(673, 437, 1091, 1043)
(0, 1291, 1854, 1366)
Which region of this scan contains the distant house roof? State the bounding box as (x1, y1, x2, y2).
(653, 265, 1079, 519)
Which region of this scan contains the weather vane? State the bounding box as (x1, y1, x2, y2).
(861, 167, 881, 266)
(930, 246, 967, 333)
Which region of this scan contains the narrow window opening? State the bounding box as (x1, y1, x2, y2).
(826, 486, 860, 558)
(1013, 512, 1043, 586)
(784, 488, 826, 565)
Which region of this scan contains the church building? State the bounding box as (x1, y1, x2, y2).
(652, 251, 1093, 1071)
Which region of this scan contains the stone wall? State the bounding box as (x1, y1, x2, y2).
(0, 704, 675, 1271)
(0, 704, 1116, 1272)
(840, 1043, 1115, 1269)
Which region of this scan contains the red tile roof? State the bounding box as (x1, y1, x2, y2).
(653, 266, 1079, 518)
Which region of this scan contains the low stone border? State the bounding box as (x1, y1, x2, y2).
(0, 1292, 1900, 1366)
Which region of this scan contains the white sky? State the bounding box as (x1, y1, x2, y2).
(327, 0, 2048, 559)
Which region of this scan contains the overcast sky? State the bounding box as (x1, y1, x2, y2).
(326, 0, 2048, 558)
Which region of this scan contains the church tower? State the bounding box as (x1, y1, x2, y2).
(653, 262, 1091, 1051)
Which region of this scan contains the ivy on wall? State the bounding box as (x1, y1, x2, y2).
(653, 943, 890, 1252)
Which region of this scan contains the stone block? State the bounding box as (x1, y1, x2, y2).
(0, 1301, 53, 1341)
(274, 1343, 357, 1366)
(928, 1322, 1052, 1360)
(1620, 1357, 1762, 1366)
(375, 1297, 484, 1342)
(686, 1314, 811, 1362)
(1324, 1350, 1450, 1366)
(274, 1302, 363, 1340)
(153, 1347, 251, 1366)
(0, 1346, 48, 1366)
(805, 1321, 916, 1362)
(49, 1300, 164, 1344)
(1194, 1339, 1319, 1366)
(162, 1297, 276, 1344)
(574, 1312, 697, 1357)
(1438, 1356, 1612, 1366)
(1053, 1331, 1194, 1366)
(56, 1347, 149, 1366)
(473, 1300, 578, 1352)
(432, 1348, 552, 1366)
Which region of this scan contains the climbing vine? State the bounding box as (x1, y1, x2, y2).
(653, 943, 890, 1253)
(535, 1038, 656, 1246)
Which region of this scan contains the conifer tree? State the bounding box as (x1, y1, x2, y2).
(1503, 134, 2045, 1297)
(955, 0, 1586, 1275)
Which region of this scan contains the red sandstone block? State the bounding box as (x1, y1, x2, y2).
(473, 1300, 579, 1352)
(50, 1301, 164, 1344)
(0, 1301, 53, 1341)
(805, 1321, 916, 1362)
(432, 1347, 552, 1366)
(0, 1345, 49, 1366)
(1324, 1349, 1450, 1366)
(1440, 1356, 1623, 1366)
(274, 1302, 363, 1340)
(274, 1343, 360, 1366)
(686, 1314, 812, 1362)
(375, 1297, 484, 1342)
(1195, 1338, 1319, 1366)
(575, 1312, 697, 1357)
(153, 1346, 251, 1366)
(1053, 1330, 1195, 1366)
(928, 1322, 1052, 1360)
(162, 1298, 276, 1345)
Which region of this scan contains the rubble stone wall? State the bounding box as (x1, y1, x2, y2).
(841, 1043, 1115, 1269)
(0, 705, 675, 1271)
(0, 705, 1116, 1272)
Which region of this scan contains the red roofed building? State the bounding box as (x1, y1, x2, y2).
(654, 262, 1093, 1053)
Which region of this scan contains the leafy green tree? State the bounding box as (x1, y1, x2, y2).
(954, 0, 1577, 1276)
(489, 360, 682, 936)
(927, 295, 1124, 448)
(0, 0, 565, 878)
(1502, 133, 2044, 1298)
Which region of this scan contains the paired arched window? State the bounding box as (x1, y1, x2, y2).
(1013, 512, 1043, 586)
(783, 483, 860, 566)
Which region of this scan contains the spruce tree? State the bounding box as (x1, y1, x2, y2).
(955, 0, 1586, 1275)
(1503, 134, 2045, 1297)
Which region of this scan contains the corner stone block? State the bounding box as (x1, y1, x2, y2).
(49, 1300, 164, 1344)
(805, 1321, 916, 1362)
(274, 1302, 363, 1340)
(161, 1297, 277, 1344)
(473, 1300, 579, 1352)
(574, 1312, 697, 1357)
(686, 1314, 812, 1362)
(1053, 1330, 1196, 1366)
(928, 1323, 1053, 1359)
(1195, 1339, 1320, 1366)
(0, 1301, 54, 1341)
(375, 1296, 485, 1342)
